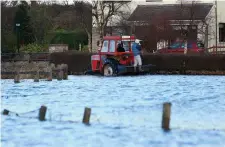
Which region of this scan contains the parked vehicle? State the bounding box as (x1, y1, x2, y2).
(85, 35, 155, 76)
(155, 41, 205, 54)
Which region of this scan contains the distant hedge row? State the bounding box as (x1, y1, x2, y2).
(50, 52, 225, 74)
(142, 54, 225, 71)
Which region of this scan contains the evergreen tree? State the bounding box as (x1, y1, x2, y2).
(13, 1, 35, 49)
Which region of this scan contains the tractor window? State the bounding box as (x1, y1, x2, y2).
(101, 40, 109, 52)
(109, 40, 115, 52)
(122, 41, 130, 51)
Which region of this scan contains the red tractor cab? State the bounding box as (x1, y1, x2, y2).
(86, 35, 155, 76)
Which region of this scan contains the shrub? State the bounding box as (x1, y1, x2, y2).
(81, 45, 89, 52)
(49, 29, 88, 50)
(20, 43, 46, 53)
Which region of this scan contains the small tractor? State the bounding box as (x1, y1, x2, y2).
(85, 35, 155, 76)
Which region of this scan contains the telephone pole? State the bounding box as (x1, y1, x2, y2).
(16, 23, 20, 53)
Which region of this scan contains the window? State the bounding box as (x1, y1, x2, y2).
(187, 43, 192, 49)
(122, 41, 130, 51)
(170, 42, 181, 49)
(197, 42, 204, 48)
(101, 40, 108, 52)
(109, 40, 115, 52)
(219, 23, 225, 42)
(181, 42, 189, 49)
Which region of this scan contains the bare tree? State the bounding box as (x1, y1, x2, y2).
(136, 11, 173, 52)
(173, 0, 199, 42)
(74, 0, 131, 51)
(92, 0, 131, 44)
(174, 0, 215, 51)
(112, 11, 132, 35)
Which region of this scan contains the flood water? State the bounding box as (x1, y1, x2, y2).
(1, 75, 225, 147)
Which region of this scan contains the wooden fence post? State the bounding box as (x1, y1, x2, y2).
(82, 107, 91, 125)
(47, 68, 52, 81)
(180, 60, 186, 74)
(2, 109, 9, 115)
(39, 105, 47, 121)
(57, 65, 63, 80)
(14, 71, 20, 83)
(34, 70, 39, 82)
(63, 64, 68, 80)
(162, 102, 171, 131)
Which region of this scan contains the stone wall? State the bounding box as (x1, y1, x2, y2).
(49, 44, 68, 53)
(1, 61, 55, 79)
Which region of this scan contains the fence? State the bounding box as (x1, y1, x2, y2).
(2, 102, 171, 130)
(207, 46, 225, 54)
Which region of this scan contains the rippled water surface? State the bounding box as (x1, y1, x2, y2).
(1, 75, 225, 147)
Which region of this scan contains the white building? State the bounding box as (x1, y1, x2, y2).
(206, 0, 225, 53)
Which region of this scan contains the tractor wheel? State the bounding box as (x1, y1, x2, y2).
(103, 64, 114, 76)
(103, 60, 118, 76)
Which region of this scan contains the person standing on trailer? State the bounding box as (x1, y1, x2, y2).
(132, 39, 143, 72)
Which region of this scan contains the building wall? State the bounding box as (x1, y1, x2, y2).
(207, 1, 225, 49)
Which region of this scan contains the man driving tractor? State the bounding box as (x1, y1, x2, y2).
(132, 39, 143, 72)
(117, 41, 125, 52)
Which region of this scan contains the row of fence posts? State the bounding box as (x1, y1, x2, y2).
(14, 64, 68, 83)
(2, 102, 171, 130)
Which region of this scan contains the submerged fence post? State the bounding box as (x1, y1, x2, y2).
(39, 105, 47, 121)
(14, 71, 20, 83)
(57, 65, 63, 80)
(2, 109, 9, 115)
(63, 64, 68, 80)
(47, 68, 52, 81)
(34, 70, 39, 82)
(180, 60, 186, 74)
(162, 102, 171, 131)
(82, 107, 91, 125)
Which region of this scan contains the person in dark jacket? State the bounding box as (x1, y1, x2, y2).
(117, 42, 125, 52)
(132, 39, 143, 72)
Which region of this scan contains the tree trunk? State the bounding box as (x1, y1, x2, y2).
(88, 32, 92, 52)
(205, 25, 208, 50)
(98, 26, 104, 48)
(84, 26, 92, 52)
